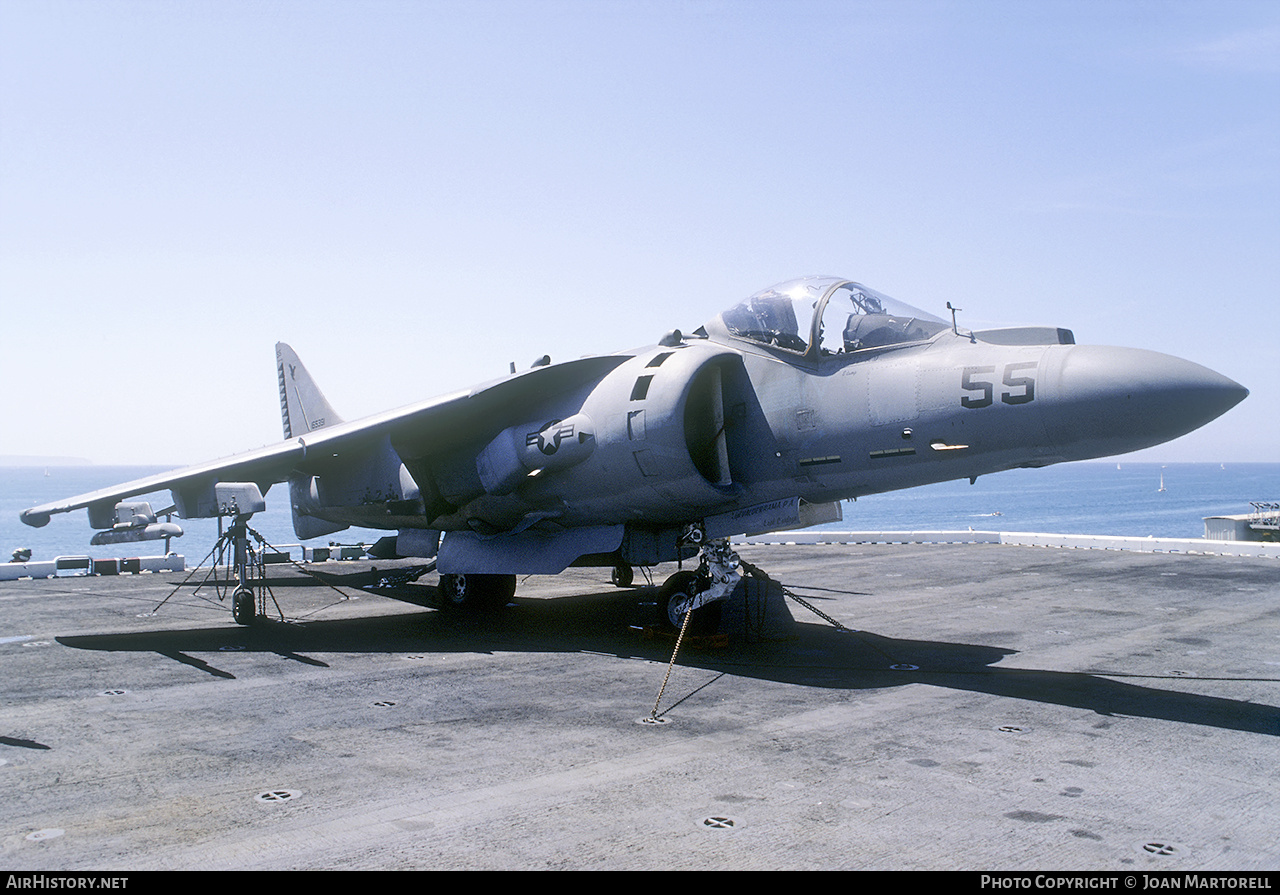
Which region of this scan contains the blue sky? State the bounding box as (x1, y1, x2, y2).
(2, 0, 1276, 465)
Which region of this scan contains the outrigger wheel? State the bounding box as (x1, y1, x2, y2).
(438, 573, 517, 611)
(231, 587, 256, 625)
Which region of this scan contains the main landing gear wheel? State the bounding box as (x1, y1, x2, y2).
(231, 587, 256, 625)
(438, 573, 517, 611)
(611, 564, 634, 588)
(658, 570, 721, 636)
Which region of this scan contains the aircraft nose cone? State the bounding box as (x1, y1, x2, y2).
(1043, 346, 1247, 458)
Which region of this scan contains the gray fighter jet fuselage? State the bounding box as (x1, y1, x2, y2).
(20, 276, 1247, 625)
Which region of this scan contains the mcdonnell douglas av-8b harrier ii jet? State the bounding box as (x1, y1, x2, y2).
(21, 276, 1247, 627)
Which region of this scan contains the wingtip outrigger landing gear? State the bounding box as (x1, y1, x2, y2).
(226, 513, 265, 625)
(657, 532, 741, 635)
(209, 512, 281, 626)
(231, 586, 256, 625)
(153, 499, 356, 625)
(149, 504, 282, 624)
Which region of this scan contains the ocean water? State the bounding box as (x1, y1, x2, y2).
(827, 461, 1280, 539)
(0, 465, 388, 564)
(3, 462, 1278, 563)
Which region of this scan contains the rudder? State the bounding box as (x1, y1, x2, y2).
(276, 342, 343, 439)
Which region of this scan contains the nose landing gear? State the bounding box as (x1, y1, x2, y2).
(656, 536, 740, 635)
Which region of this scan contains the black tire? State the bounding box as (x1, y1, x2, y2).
(232, 588, 256, 625)
(611, 564, 634, 588)
(438, 573, 516, 611)
(658, 571, 721, 635)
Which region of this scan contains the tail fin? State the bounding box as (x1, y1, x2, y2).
(276, 343, 348, 539)
(276, 343, 343, 439)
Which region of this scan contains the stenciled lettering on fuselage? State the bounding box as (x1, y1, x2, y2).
(960, 363, 1037, 409)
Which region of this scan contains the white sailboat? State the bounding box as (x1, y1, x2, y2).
(1158, 467, 1167, 492)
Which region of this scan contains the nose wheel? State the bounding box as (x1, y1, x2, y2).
(656, 537, 738, 635)
(658, 570, 720, 634)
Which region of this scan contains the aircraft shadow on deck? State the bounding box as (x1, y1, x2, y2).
(55, 578, 1280, 739)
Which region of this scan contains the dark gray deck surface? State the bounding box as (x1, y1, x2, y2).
(2, 543, 1277, 870)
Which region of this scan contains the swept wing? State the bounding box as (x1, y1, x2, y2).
(21, 352, 631, 529)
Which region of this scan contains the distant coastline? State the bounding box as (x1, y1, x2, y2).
(0, 455, 94, 467)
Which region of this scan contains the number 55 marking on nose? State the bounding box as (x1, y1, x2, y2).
(961, 363, 1037, 408)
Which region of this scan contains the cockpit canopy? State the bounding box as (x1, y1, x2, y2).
(716, 276, 949, 358)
